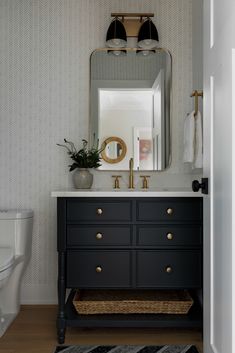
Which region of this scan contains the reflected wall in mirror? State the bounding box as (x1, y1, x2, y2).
(90, 48, 171, 171)
(101, 136, 127, 164)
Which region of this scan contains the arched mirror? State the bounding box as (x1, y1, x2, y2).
(90, 48, 172, 171)
(101, 137, 127, 164)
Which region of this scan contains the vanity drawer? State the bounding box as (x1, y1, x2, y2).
(136, 250, 201, 288)
(67, 225, 131, 246)
(136, 198, 202, 222)
(137, 225, 202, 247)
(66, 251, 131, 288)
(67, 200, 131, 222)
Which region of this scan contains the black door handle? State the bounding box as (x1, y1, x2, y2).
(192, 178, 208, 194)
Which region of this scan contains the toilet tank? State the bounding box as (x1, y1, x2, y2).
(0, 210, 33, 256)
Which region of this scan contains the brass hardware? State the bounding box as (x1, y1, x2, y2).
(96, 233, 103, 240)
(165, 266, 172, 273)
(166, 208, 173, 215)
(112, 175, 122, 189)
(167, 232, 173, 240)
(96, 266, 102, 273)
(111, 13, 154, 18)
(140, 175, 150, 189)
(97, 208, 103, 215)
(190, 90, 203, 116)
(129, 158, 135, 189)
(101, 137, 127, 164)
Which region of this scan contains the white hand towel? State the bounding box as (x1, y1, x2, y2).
(183, 111, 195, 163)
(193, 110, 203, 168)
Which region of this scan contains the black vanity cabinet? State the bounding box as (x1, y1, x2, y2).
(57, 197, 203, 344)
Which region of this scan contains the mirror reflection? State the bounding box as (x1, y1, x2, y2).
(101, 136, 127, 164)
(90, 49, 171, 171)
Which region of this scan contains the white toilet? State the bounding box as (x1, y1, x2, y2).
(0, 209, 33, 337)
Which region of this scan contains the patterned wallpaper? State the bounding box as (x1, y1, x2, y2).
(91, 50, 165, 80)
(0, 0, 201, 303)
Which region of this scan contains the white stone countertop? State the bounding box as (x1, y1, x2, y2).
(51, 188, 203, 198)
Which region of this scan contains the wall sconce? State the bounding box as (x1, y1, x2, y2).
(137, 18, 159, 49)
(106, 17, 127, 48)
(106, 13, 159, 50)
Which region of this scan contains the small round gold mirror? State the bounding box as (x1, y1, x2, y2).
(101, 137, 127, 164)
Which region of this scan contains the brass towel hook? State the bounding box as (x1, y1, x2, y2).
(190, 90, 203, 116)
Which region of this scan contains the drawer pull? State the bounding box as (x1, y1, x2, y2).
(165, 266, 173, 274)
(96, 233, 103, 240)
(96, 266, 102, 273)
(97, 208, 103, 215)
(167, 232, 173, 240)
(166, 208, 173, 215)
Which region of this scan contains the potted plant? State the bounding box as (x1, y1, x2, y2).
(57, 138, 103, 189)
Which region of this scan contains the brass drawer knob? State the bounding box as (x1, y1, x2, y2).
(165, 266, 173, 274)
(96, 232, 103, 240)
(167, 232, 173, 240)
(96, 266, 102, 273)
(97, 208, 103, 215)
(166, 208, 173, 215)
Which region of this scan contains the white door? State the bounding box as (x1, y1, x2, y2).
(203, 0, 235, 352)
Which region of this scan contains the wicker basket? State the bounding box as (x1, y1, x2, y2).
(72, 290, 194, 315)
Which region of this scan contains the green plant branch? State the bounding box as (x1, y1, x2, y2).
(57, 138, 104, 170)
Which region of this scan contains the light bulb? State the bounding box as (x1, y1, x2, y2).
(113, 38, 121, 46)
(113, 50, 121, 56)
(144, 39, 152, 45)
(142, 50, 149, 56)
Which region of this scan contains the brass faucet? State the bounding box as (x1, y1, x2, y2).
(129, 158, 135, 189)
(112, 175, 122, 189)
(140, 175, 150, 189)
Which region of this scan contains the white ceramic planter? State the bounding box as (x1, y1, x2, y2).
(72, 169, 93, 189)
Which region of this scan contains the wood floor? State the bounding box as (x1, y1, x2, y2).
(0, 305, 203, 353)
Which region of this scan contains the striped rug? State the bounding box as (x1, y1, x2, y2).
(54, 345, 199, 353)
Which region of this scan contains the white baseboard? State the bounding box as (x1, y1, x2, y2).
(20, 284, 57, 304)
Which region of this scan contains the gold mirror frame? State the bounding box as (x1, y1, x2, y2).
(101, 137, 127, 164)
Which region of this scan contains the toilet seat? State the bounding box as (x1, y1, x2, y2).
(0, 248, 14, 273)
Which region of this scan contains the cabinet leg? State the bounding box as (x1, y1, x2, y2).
(57, 320, 66, 344)
(57, 251, 66, 344)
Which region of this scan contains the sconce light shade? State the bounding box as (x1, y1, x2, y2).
(108, 50, 127, 56)
(138, 18, 159, 49)
(106, 18, 127, 48)
(136, 49, 155, 57)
